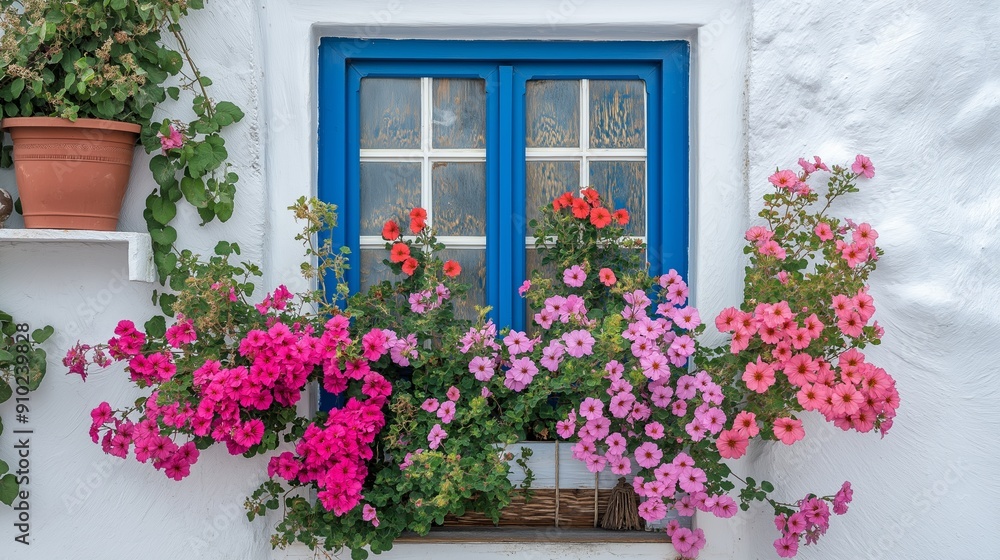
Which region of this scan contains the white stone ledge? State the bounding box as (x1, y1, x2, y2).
(0, 229, 156, 282)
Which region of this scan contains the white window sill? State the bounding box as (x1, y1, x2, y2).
(0, 229, 155, 282)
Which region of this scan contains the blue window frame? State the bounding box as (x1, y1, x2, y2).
(318, 38, 688, 333)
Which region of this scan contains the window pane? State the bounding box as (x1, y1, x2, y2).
(589, 80, 645, 149)
(432, 162, 486, 236)
(360, 248, 395, 292)
(433, 79, 486, 149)
(360, 78, 421, 149)
(526, 80, 580, 148)
(360, 162, 422, 236)
(437, 248, 486, 321)
(589, 160, 646, 236)
(525, 160, 579, 236)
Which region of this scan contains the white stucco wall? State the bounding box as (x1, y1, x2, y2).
(1, 1, 998, 559)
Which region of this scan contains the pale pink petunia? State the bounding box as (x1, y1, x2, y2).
(644, 421, 665, 440)
(772, 417, 805, 445)
(743, 358, 776, 393)
(605, 432, 627, 456)
(579, 397, 604, 420)
(563, 329, 596, 358)
(851, 154, 875, 178)
(598, 268, 617, 286)
(715, 429, 749, 459)
(563, 265, 587, 287)
(427, 424, 448, 449)
(815, 221, 834, 241)
(635, 442, 663, 469)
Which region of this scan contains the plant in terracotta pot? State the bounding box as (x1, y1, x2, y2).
(0, 0, 242, 233)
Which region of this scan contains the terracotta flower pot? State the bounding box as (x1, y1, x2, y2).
(1, 117, 142, 231)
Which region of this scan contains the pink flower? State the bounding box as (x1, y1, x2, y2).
(715, 429, 749, 459)
(733, 411, 759, 437)
(165, 320, 197, 347)
(468, 356, 495, 381)
(743, 358, 776, 393)
(833, 481, 853, 514)
(446, 386, 461, 402)
(504, 357, 538, 392)
(814, 221, 834, 241)
(556, 419, 576, 439)
(598, 268, 617, 286)
(362, 504, 380, 527)
(563, 265, 586, 287)
(635, 442, 662, 469)
(579, 397, 604, 420)
(768, 169, 798, 190)
(851, 154, 875, 178)
(158, 125, 184, 152)
(562, 329, 595, 358)
(518, 280, 531, 296)
(427, 424, 447, 449)
(773, 417, 805, 445)
(503, 330, 533, 355)
(644, 422, 665, 440)
(437, 400, 457, 424)
(637, 498, 667, 522)
(421, 398, 440, 413)
(604, 432, 627, 456)
(774, 534, 799, 558)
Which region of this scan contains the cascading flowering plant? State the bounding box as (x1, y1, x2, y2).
(66, 156, 897, 560)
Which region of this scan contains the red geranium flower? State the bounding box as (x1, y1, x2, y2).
(409, 208, 428, 234)
(382, 220, 400, 241)
(401, 257, 419, 276)
(553, 192, 574, 211)
(390, 242, 411, 263)
(582, 187, 601, 206)
(571, 198, 590, 219)
(613, 209, 630, 226)
(590, 207, 612, 229)
(443, 260, 461, 277)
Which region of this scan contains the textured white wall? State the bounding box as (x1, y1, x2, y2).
(1, 1, 997, 559)
(744, 1, 1000, 559)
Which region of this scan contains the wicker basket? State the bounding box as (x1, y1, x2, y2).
(444, 441, 629, 529)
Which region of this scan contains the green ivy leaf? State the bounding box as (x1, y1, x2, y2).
(213, 101, 244, 127)
(144, 315, 167, 339)
(0, 474, 17, 506)
(149, 226, 177, 246)
(10, 78, 24, 98)
(31, 325, 54, 343)
(154, 250, 178, 283)
(158, 294, 178, 317)
(214, 241, 232, 256)
(761, 480, 774, 493)
(148, 195, 177, 225)
(0, 380, 11, 405)
(149, 155, 177, 188)
(180, 176, 208, 208)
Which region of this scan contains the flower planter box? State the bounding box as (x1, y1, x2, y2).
(443, 442, 675, 530)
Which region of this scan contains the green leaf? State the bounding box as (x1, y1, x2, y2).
(0, 474, 17, 506)
(159, 49, 184, 74)
(144, 315, 167, 339)
(213, 101, 244, 127)
(10, 78, 24, 98)
(180, 176, 208, 208)
(31, 325, 54, 343)
(154, 250, 178, 282)
(149, 155, 177, 188)
(148, 195, 177, 225)
(0, 349, 12, 363)
(149, 226, 177, 246)
(215, 199, 234, 222)
(0, 459, 7, 476)
(158, 294, 177, 316)
(214, 241, 232, 256)
(166, 87, 180, 101)
(761, 480, 774, 493)
(0, 380, 11, 404)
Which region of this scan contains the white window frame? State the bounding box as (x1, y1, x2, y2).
(260, 1, 751, 558)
